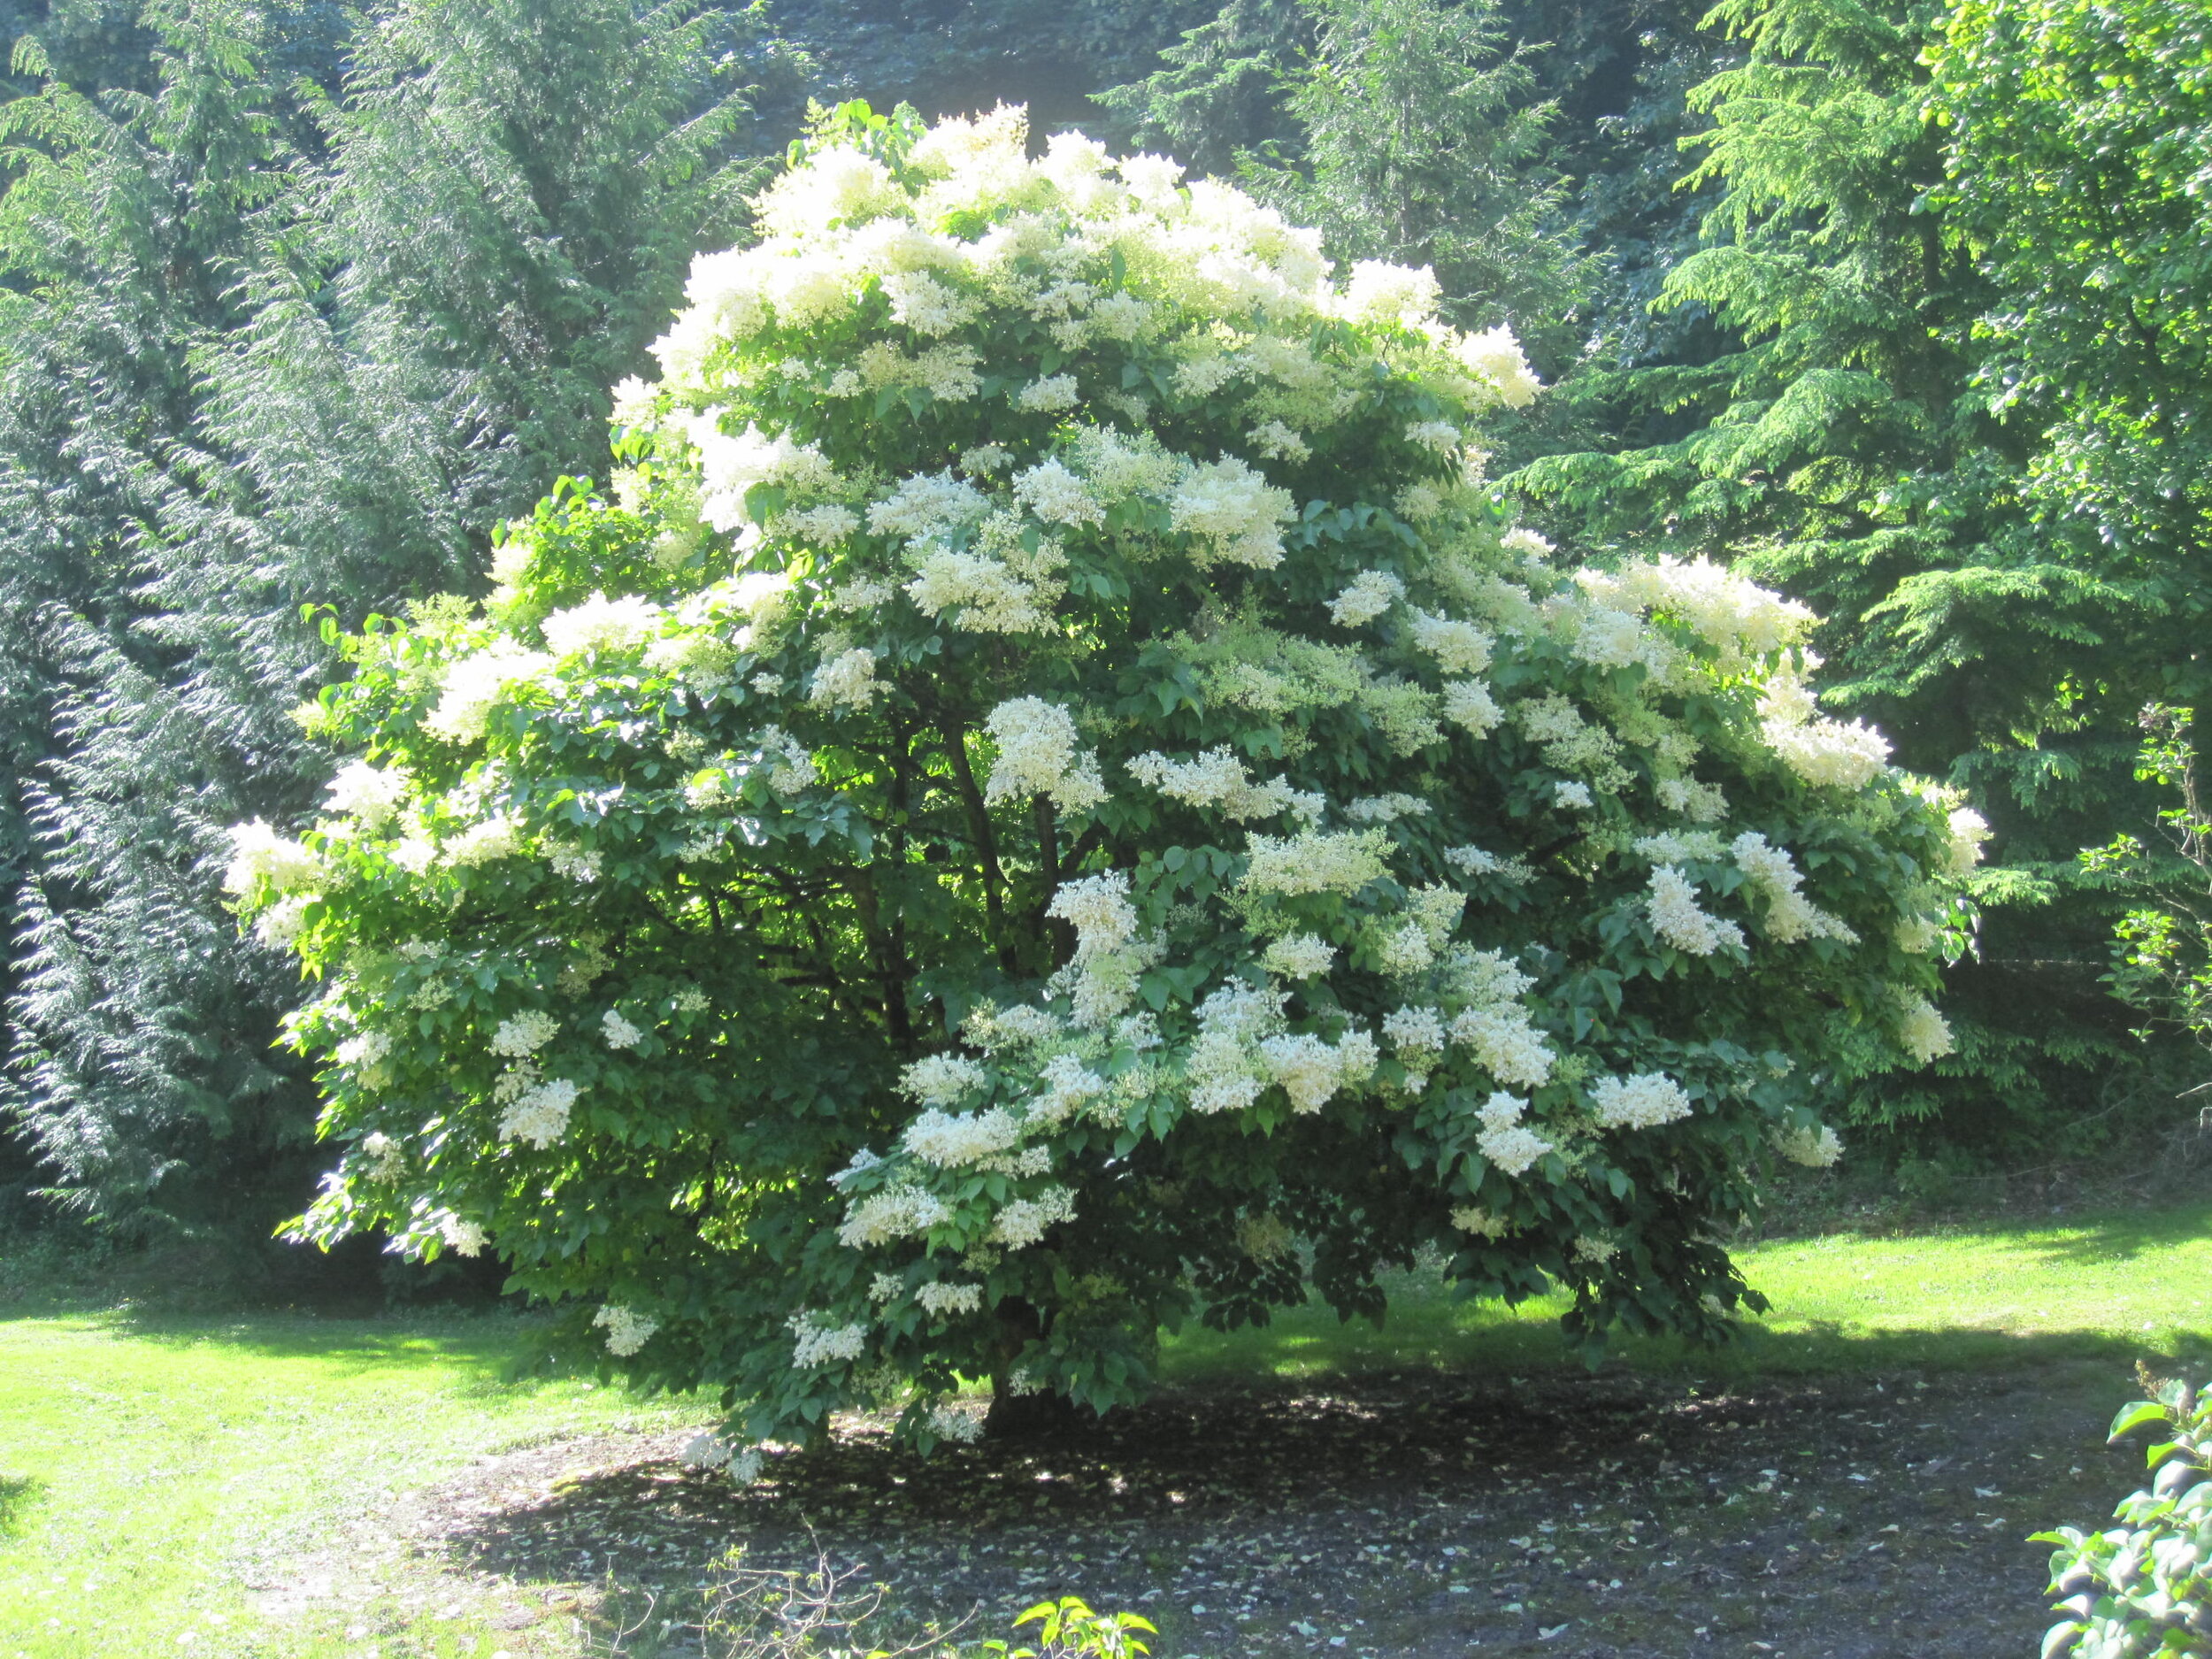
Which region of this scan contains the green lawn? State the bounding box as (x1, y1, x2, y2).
(3, 1208, 2208, 1657)
(1166, 1205, 2212, 1382)
(0, 1314, 707, 1658)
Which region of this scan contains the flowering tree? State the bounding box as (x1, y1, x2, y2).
(233, 103, 1979, 1454)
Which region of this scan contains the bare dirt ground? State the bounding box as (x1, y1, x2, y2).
(270, 1353, 2156, 1657)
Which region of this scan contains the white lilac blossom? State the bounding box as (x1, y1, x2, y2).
(1473, 1092, 1553, 1176)
(1383, 1006, 1447, 1057)
(1444, 845, 1535, 884)
(991, 1186, 1076, 1248)
(1896, 994, 1955, 1064)
(1169, 458, 1294, 569)
(1730, 832, 1857, 944)
(491, 1010, 561, 1057)
(983, 697, 1107, 812)
(903, 1107, 1024, 1167)
(424, 643, 550, 743)
(1590, 1072, 1694, 1130)
(242, 105, 1973, 1455)
(498, 1078, 580, 1147)
(914, 1281, 985, 1317)
(926, 1402, 986, 1443)
(543, 593, 662, 657)
(594, 1305, 659, 1356)
(323, 761, 410, 833)
(1456, 326, 1543, 406)
(1127, 748, 1304, 821)
(1776, 1124, 1844, 1167)
(1450, 1206, 1510, 1240)
(1261, 933, 1335, 979)
(1408, 609, 1494, 675)
(1240, 829, 1390, 896)
(224, 821, 320, 895)
(809, 648, 880, 712)
(838, 1183, 952, 1248)
(788, 1311, 869, 1367)
(1451, 1007, 1555, 1092)
(899, 1053, 990, 1108)
(1646, 866, 1747, 956)
(1329, 571, 1405, 627)
(1943, 806, 1992, 878)
(1442, 680, 1502, 735)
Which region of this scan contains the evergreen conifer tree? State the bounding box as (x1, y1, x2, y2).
(1508, 0, 2181, 1160)
(0, 0, 781, 1252)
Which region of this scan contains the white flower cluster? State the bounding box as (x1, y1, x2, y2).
(1045, 869, 1152, 1030)
(983, 697, 1106, 813)
(498, 1077, 580, 1148)
(1776, 1123, 1845, 1167)
(1577, 555, 1814, 665)
(425, 642, 549, 744)
(899, 1052, 989, 1108)
(788, 1310, 869, 1368)
(1127, 748, 1315, 823)
(1450, 1206, 1510, 1240)
(1757, 666, 1893, 789)
(1240, 829, 1390, 896)
(1330, 571, 1405, 627)
(491, 1010, 560, 1057)
(838, 1182, 953, 1248)
(323, 761, 410, 833)
(1646, 866, 1747, 956)
(1896, 994, 1955, 1065)
(991, 1185, 1076, 1248)
(809, 646, 879, 712)
(602, 1009, 644, 1050)
(1590, 1072, 1693, 1130)
(1256, 1025, 1378, 1112)
(1473, 1092, 1554, 1177)
(926, 1401, 986, 1444)
(594, 1304, 660, 1356)
(1730, 833, 1857, 944)
(903, 1107, 1023, 1168)
(544, 593, 662, 658)
(1261, 933, 1334, 979)
(914, 1281, 985, 1317)
(224, 821, 320, 896)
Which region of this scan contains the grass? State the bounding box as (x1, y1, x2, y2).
(0, 1311, 709, 1658)
(2, 1205, 2209, 1657)
(1164, 1203, 2212, 1384)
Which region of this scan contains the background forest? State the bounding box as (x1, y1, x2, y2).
(1, 0, 2206, 1289)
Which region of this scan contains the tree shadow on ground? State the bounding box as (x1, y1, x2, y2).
(399, 1343, 2157, 1659)
(0, 1475, 44, 1541)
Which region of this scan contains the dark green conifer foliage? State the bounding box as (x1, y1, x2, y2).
(1102, 0, 1586, 365)
(0, 0, 780, 1245)
(1509, 0, 2180, 1160)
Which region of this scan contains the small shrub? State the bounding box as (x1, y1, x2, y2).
(2033, 1366, 2212, 1657)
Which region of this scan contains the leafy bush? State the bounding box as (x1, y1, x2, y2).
(2034, 1368, 2212, 1657)
(233, 101, 1973, 1455)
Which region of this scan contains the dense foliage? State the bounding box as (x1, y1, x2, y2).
(4, 0, 2209, 1281)
(0, 0, 779, 1247)
(2036, 1370, 2212, 1657)
(1507, 0, 2205, 1164)
(229, 108, 1972, 1446)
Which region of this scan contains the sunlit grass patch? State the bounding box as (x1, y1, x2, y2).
(1159, 1205, 2212, 1384)
(0, 1310, 707, 1657)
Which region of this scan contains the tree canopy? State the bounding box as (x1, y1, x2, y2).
(233, 106, 1973, 1450)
